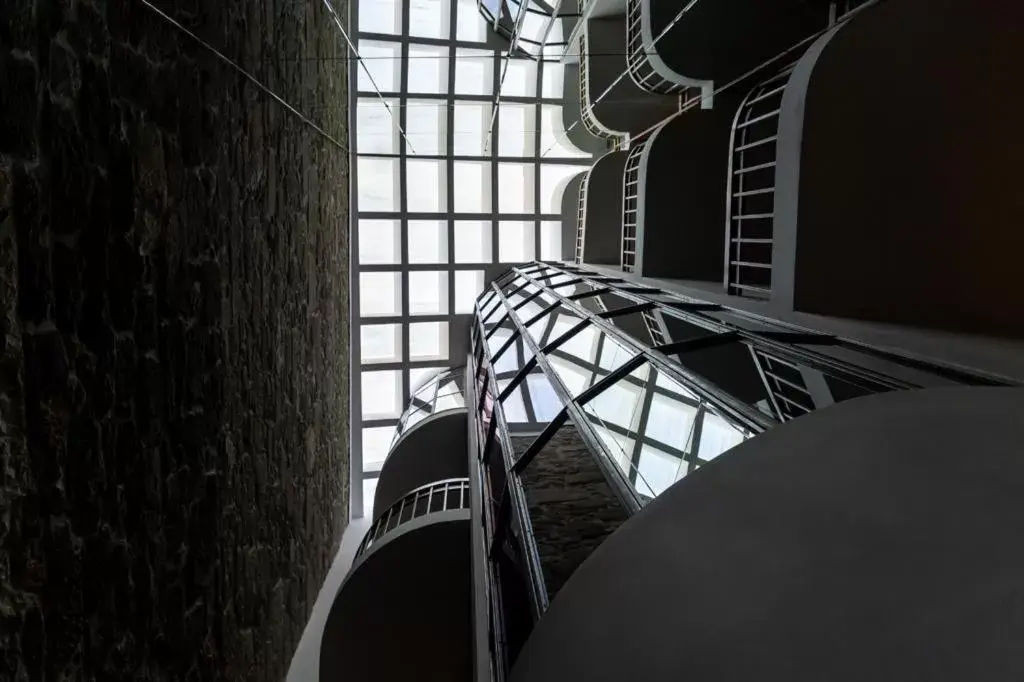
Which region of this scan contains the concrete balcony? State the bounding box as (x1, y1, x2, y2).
(579, 18, 679, 139)
(576, 150, 628, 266)
(622, 88, 743, 281)
(320, 478, 472, 682)
(510, 387, 1024, 682)
(648, 0, 826, 94)
(765, 0, 1024, 338)
(373, 368, 469, 519)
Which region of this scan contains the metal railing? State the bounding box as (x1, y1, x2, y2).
(626, 0, 687, 94)
(621, 140, 647, 272)
(578, 33, 625, 146)
(357, 478, 471, 558)
(724, 63, 796, 299)
(749, 348, 815, 421)
(575, 171, 589, 263)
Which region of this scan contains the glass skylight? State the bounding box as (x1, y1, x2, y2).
(352, 0, 591, 517)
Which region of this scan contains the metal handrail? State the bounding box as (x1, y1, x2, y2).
(621, 140, 647, 272)
(724, 63, 796, 299)
(357, 477, 471, 558)
(625, 0, 688, 94)
(574, 171, 589, 263)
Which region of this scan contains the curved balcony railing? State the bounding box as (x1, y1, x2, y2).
(356, 478, 471, 558)
(626, 0, 688, 95)
(392, 367, 467, 447)
(620, 140, 648, 272)
(578, 32, 626, 146)
(724, 63, 796, 299)
(574, 171, 589, 263)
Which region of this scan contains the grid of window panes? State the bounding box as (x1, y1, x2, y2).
(472, 262, 1009, 511)
(353, 0, 591, 517)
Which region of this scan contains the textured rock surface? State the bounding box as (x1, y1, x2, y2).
(515, 426, 629, 599)
(0, 0, 349, 679)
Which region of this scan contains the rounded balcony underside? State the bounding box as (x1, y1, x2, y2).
(583, 18, 678, 136)
(649, 0, 826, 85)
(772, 0, 1024, 339)
(511, 387, 1024, 682)
(320, 514, 472, 682)
(374, 409, 469, 519)
(629, 92, 742, 280)
(580, 150, 627, 265)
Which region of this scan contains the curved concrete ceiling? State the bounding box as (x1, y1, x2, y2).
(320, 516, 472, 682)
(511, 387, 1024, 682)
(374, 410, 469, 519)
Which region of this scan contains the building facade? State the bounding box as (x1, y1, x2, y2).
(312, 0, 1024, 679)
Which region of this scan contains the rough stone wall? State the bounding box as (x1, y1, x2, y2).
(515, 426, 629, 599)
(0, 0, 349, 679)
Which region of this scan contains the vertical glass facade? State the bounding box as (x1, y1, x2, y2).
(352, 0, 591, 517)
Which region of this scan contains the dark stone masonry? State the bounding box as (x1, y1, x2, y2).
(515, 426, 630, 599)
(0, 0, 349, 679)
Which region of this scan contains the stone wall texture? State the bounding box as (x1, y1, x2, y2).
(0, 0, 349, 679)
(515, 426, 629, 599)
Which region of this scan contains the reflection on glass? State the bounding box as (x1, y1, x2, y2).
(546, 324, 636, 398)
(499, 369, 563, 426)
(394, 368, 467, 444)
(526, 303, 583, 346)
(580, 362, 753, 503)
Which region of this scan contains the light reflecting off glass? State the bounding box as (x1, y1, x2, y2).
(358, 220, 400, 264)
(357, 40, 401, 91)
(408, 43, 449, 93)
(547, 325, 635, 397)
(363, 477, 379, 519)
(362, 425, 398, 469)
(357, 98, 399, 154)
(581, 363, 753, 503)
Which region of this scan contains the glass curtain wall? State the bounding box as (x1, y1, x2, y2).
(352, 0, 591, 517)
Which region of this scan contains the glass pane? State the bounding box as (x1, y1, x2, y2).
(363, 477, 379, 518)
(455, 48, 494, 95)
(361, 323, 401, 364)
(455, 270, 486, 313)
(499, 164, 535, 213)
(498, 103, 535, 157)
(358, 40, 401, 91)
(405, 100, 446, 155)
(499, 221, 536, 262)
(358, 219, 400, 264)
(357, 157, 399, 211)
(540, 221, 561, 260)
(457, 0, 488, 41)
(406, 160, 446, 212)
(409, 321, 449, 361)
(408, 220, 447, 264)
(453, 102, 491, 156)
(501, 58, 537, 97)
(361, 369, 403, 419)
(362, 426, 397, 469)
(408, 0, 449, 40)
(542, 59, 563, 99)
(408, 271, 449, 315)
(408, 44, 449, 93)
(580, 362, 754, 502)
(527, 303, 583, 346)
(410, 366, 447, 394)
(359, 272, 402, 317)
(357, 98, 399, 154)
(525, 371, 561, 421)
(453, 162, 491, 213)
(454, 220, 493, 262)
(540, 164, 585, 214)
(360, 0, 402, 34)
(547, 325, 635, 397)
